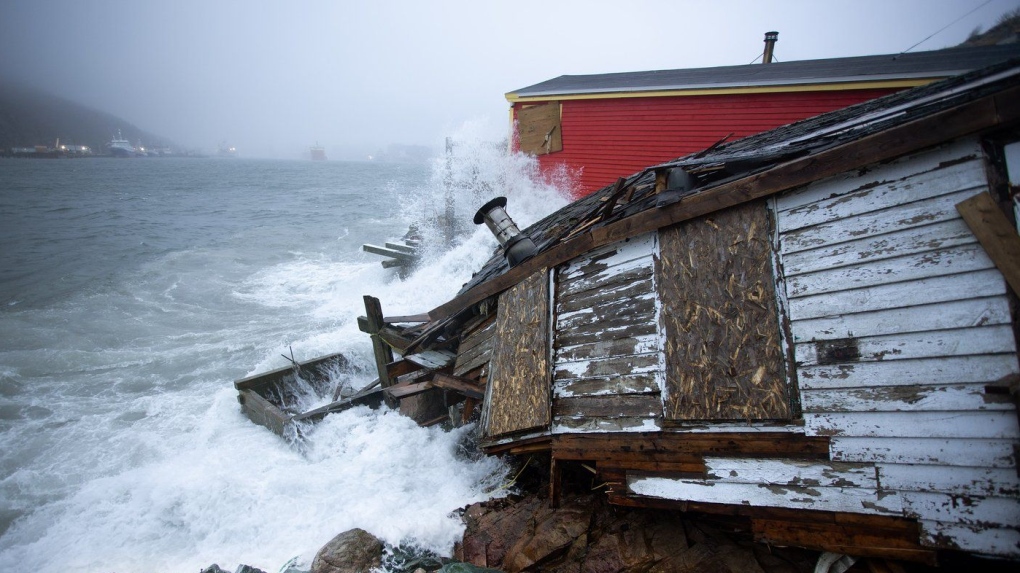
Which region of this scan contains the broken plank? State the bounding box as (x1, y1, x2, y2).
(956, 191, 1020, 297)
(432, 373, 485, 399)
(384, 242, 417, 254)
(405, 349, 456, 370)
(362, 243, 416, 261)
(385, 380, 435, 399)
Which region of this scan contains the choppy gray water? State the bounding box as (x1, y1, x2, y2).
(0, 148, 570, 572)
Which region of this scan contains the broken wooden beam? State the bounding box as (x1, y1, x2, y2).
(956, 191, 1020, 297)
(384, 242, 417, 254)
(362, 243, 417, 261)
(432, 372, 485, 400)
(385, 379, 435, 400)
(363, 296, 396, 408)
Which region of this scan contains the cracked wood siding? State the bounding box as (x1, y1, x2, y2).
(480, 270, 551, 439)
(773, 137, 1020, 558)
(551, 232, 663, 433)
(658, 199, 793, 422)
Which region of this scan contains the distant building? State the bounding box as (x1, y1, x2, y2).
(507, 42, 1020, 197)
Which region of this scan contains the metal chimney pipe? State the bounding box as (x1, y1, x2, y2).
(474, 197, 537, 267)
(763, 31, 778, 64)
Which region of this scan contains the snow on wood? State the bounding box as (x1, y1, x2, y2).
(830, 436, 1019, 468)
(552, 416, 660, 434)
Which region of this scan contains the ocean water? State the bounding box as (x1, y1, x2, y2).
(0, 135, 572, 572)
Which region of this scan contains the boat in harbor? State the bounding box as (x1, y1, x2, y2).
(107, 130, 138, 157)
(217, 142, 238, 158)
(310, 143, 326, 160)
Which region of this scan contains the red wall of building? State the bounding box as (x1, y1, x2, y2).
(516, 89, 898, 197)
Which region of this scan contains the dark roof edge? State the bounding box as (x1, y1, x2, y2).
(429, 78, 1020, 323)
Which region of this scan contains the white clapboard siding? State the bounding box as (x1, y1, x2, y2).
(701, 458, 877, 488)
(799, 355, 1019, 390)
(877, 464, 1020, 497)
(918, 521, 1020, 556)
(627, 474, 903, 515)
(830, 437, 1018, 468)
(795, 324, 1016, 366)
(772, 137, 1019, 557)
(552, 232, 661, 434)
(776, 139, 983, 213)
(782, 219, 978, 277)
(787, 243, 994, 298)
(792, 297, 1012, 343)
(789, 268, 1008, 321)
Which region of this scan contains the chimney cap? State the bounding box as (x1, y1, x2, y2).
(474, 196, 508, 224)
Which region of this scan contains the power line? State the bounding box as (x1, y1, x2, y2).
(900, 0, 995, 54)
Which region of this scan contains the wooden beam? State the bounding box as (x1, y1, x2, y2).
(956, 191, 1020, 297)
(385, 380, 435, 399)
(432, 372, 485, 399)
(385, 358, 423, 379)
(426, 84, 1020, 324)
(364, 296, 396, 408)
(362, 243, 416, 261)
(384, 242, 417, 254)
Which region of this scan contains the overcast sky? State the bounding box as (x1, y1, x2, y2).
(2, 0, 1017, 158)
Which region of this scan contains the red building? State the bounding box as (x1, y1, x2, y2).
(507, 42, 1020, 197)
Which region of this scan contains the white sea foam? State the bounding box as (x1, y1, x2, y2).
(0, 132, 573, 572)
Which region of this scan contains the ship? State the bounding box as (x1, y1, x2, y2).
(310, 143, 326, 161)
(107, 130, 138, 157)
(217, 142, 238, 158)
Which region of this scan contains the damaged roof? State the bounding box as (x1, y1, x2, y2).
(507, 44, 1020, 100)
(451, 57, 1020, 312)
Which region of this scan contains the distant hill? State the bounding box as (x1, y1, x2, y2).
(0, 83, 169, 152)
(960, 8, 1020, 47)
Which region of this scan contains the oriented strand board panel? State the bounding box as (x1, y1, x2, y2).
(517, 102, 562, 155)
(481, 270, 551, 438)
(658, 199, 792, 421)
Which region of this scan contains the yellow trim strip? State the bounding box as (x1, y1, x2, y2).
(505, 78, 938, 103)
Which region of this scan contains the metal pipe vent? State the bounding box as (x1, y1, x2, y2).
(473, 197, 537, 267)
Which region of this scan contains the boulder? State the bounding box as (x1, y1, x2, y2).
(311, 528, 384, 573)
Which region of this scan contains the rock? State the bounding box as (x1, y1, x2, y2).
(235, 566, 268, 573)
(437, 563, 504, 573)
(311, 528, 384, 573)
(200, 566, 228, 573)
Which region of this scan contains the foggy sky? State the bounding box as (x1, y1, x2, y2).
(2, 0, 1017, 159)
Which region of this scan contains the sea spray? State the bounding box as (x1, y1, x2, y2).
(0, 135, 574, 572)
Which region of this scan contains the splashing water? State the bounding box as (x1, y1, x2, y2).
(0, 130, 573, 572)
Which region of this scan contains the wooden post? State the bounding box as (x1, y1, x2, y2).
(364, 295, 397, 408)
(550, 457, 562, 509)
(956, 192, 1020, 297)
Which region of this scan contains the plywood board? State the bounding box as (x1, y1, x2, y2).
(481, 269, 551, 438)
(658, 200, 791, 421)
(517, 102, 562, 155)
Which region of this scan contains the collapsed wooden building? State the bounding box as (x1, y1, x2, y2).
(269, 58, 1020, 565)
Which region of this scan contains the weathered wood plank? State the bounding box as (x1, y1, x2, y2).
(364, 296, 395, 396)
(481, 270, 552, 438)
(557, 232, 655, 281)
(554, 334, 659, 363)
(806, 411, 1020, 439)
(795, 324, 1016, 366)
(877, 463, 1020, 497)
(659, 200, 791, 421)
(552, 431, 830, 457)
(792, 297, 1013, 343)
(553, 372, 660, 398)
(431, 373, 485, 400)
(701, 457, 877, 488)
(555, 277, 654, 315)
(902, 491, 1020, 529)
(918, 519, 1020, 557)
(627, 475, 903, 514)
(802, 383, 1015, 413)
(798, 354, 1020, 390)
(553, 395, 662, 418)
(454, 336, 493, 378)
(775, 139, 983, 213)
(787, 243, 994, 298)
(788, 268, 1008, 321)
(782, 219, 978, 278)
(362, 243, 416, 261)
(385, 380, 434, 399)
(782, 189, 984, 255)
(554, 353, 660, 381)
(830, 436, 1019, 468)
(552, 416, 662, 434)
(956, 191, 1020, 297)
(554, 319, 658, 350)
(405, 349, 455, 370)
(751, 518, 933, 563)
(556, 260, 653, 299)
(777, 157, 986, 234)
(556, 293, 656, 331)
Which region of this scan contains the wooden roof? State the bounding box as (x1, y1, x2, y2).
(433, 58, 1020, 324)
(507, 45, 1020, 101)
